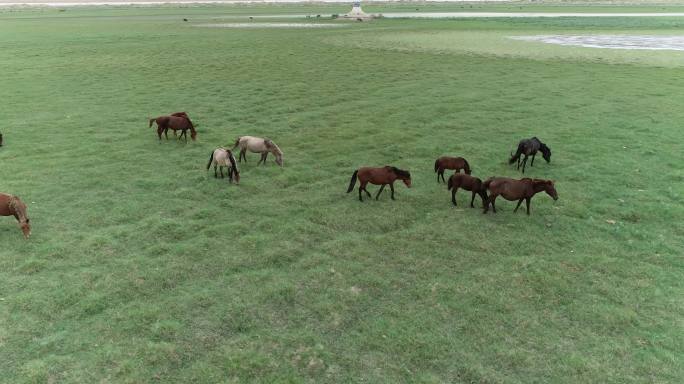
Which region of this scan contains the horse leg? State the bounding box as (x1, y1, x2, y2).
(214, 163, 218, 178)
(470, 191, 476, 208)
(452, 188, 458, 206)
(437, 169, 441, 183)
(514, 198, 524, 213)
(525, 197, 531, 215)
(484, 194, 497, 214)
(522, 156, 528, 173)
(359, 181, 368, 202)
(240, 149, 247, 162)
(228, 167, 233, 183)
(530, 153, 536, 167)
(220, 166, 224, 178)
(375, 184, 385, 200)
(441, 170, 447, 183)
(389, 183, 395, 200)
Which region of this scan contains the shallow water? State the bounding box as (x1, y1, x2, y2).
(510, 35, 684, 51)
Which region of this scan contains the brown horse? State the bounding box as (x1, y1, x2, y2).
(346, 166, 411, 201)
(447, 173, 488, 208)
(0, 132, 3, 147)
(434, 156, 471, 183)
(0, 193, 31, 238)
(482, 177, 558, 215)
(148, 113, 197, 141)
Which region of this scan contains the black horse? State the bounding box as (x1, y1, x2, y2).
(508, 137, 551, 173)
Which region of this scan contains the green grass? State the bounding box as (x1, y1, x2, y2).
(1, 5, 683, 383)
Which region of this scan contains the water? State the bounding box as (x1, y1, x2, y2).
(511, 35, 684, 51)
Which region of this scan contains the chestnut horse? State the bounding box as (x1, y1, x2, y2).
(447, 173, 487, 208)
(0, 193, 31, 238)
(434, 156, 471, 183)
(509, 137, 551, 173)
(346, 166, 411, 201)
(148, 112, 197, 141)
(482, 177, 558, 215)
(206, 147, 240, 184)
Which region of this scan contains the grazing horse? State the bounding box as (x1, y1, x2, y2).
(346, 166, 411, 202)
(149, 113, 197, 141)
(509, 137, 551, 173)
(206, 147, 240, 184)
(482, 177, 558, 215)
(232, 136, 283, 166)
(447, 173, 487, 208)
(434, 156, 471, 183)
(0, 193, 31, 238)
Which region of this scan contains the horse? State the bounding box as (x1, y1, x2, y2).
(434, 156, 471, 183)
(0, 193, 31, 238)
(232, 136, 283, 166)
(447, 173, 487, 208)
(482, 177, 558, 215)
(148, 113, 197, 141)
(0, 132, 3, 147)
(346, 166, 411, 202)
(206, 147, 240, 184)
(508, 137, 551, 173)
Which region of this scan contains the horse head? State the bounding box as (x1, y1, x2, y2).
(265, 140, 283, 166)
(537, 179, 558, 200)
(20, 217, 31, 239)
(540, 143, 551, 163)
(391, 167, 412, 188)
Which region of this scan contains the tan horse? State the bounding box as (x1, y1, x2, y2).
(232, 136, 283, 166)
(206, 147, 240, 184)
(0, 193, 31, 238)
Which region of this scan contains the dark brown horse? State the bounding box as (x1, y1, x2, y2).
(346, 166, 411, 201)
(0, 193, 31, 238)
(434, 156, 471, 183)
(509, 137, 551, 173)
(0, 132, 3, 147)
(447, 173, 487, 208)
(148, 112, 197, 141)
(482, 177, 558, 215)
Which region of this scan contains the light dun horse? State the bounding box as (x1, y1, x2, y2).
(233, 136, 283, 166)
(346, 166, 412, 202)
(0, 193, 31, 238)
(206, 148, 240, 184)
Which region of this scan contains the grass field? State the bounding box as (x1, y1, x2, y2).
(1, 4, 683, 383)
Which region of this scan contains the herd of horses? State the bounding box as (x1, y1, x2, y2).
(0, 110, 557, 239)
(346, 136, 558, 216)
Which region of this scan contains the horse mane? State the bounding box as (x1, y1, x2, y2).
(390, 167, 411, 179)
(227, 149, 239, 173)
(265, 139, 282, 155)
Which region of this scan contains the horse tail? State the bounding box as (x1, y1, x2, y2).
(434, 158, 439, 173)
(149, 118, 156, 128)
(346, 170, 358, 193)
(206, 150, 214, 170)
(508, 143, 524, 164)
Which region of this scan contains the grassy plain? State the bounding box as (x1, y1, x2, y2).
(0, 4, 682, 383)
